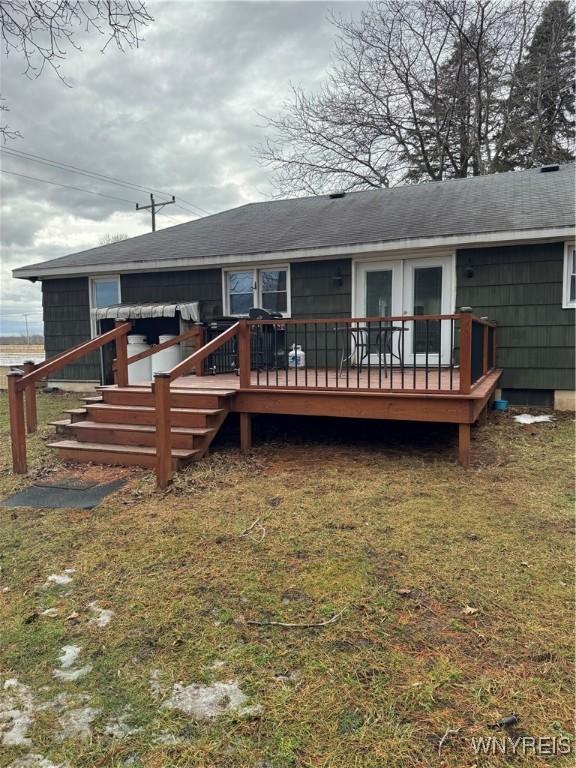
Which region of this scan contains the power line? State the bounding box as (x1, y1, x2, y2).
(0, 168, 138, 205)
(0, 146, 212, 216)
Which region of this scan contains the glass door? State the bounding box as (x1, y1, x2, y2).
(355, 260, 402, 365)
(402, 257, 453, 365)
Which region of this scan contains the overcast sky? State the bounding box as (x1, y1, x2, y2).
(0, 0, 365, 336)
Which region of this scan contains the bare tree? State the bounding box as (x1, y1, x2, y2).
(0, 1, 153, 141)
(258, 0, 559, 194)
(98, 232, 129, 246)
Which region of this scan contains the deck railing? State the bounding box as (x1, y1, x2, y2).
(243, 310, 496, 395)
(7, 321, 133, 474)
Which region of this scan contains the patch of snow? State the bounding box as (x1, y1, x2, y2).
(8, 755, 67, 768)
(57, 706, 100, 741)
(162, 680, 261, 721)
(43, 570, 75, 588)
(53, 666, 92, 682)
(103, 708, 141, 739)
(87, 602, 114, 628)
(57, 646, 80, 669)
(513, 413, 554, 425)
(0, 679, 35, 747)
(53, 646, 91, 682)
(149, 669, 165, 699)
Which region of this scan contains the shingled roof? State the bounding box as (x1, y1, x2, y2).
(14, 163, 575, 279)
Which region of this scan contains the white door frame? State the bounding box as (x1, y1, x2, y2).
(353, 253, 456, 366)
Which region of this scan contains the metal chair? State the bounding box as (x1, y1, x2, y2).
(338, 325, 407, 379)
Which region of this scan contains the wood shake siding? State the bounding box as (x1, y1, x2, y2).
(456, 243, 574, 391)
(42, 277, 99, 381)
(291, 258, 352, 318)
(120, 268, 222, 310)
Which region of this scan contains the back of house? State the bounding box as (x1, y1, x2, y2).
(13, 163, 576, 408)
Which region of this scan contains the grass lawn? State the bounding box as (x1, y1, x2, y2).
(0, 392, 574, 767)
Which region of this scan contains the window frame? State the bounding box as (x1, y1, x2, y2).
(562, 241, 575, 309)
(223, 265, 291, 317)
(89, 274, 121, 336)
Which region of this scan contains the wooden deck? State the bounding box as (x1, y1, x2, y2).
(8, 312, 501, 486)
(168, 367, 463, 393)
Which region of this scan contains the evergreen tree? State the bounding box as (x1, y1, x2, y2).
(501, 0, 575, 168)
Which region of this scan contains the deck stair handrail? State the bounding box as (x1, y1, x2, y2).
(152, 321, 242, 488)
(112, 325, 204, 385)
(7, 320, 133, 474)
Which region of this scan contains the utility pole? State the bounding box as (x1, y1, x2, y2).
(136, 193, 176, 232)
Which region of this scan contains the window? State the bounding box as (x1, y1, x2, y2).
(225, 266, 290, 316)
(89, 275, 121, 335)
(563, 242, 575, 309)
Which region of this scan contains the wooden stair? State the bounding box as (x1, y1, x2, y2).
(47, 385, 235, 470)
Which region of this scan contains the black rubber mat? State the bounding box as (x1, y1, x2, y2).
(0, 479, 126, 510)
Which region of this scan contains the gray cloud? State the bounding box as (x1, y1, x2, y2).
(1, 1, 365, 335)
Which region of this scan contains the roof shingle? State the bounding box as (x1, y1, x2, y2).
(14, 163, 575, 278)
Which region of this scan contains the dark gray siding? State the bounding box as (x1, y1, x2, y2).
(456, 243, 574, 391)
(289, 259, 352, 367)
(291, 258, 352, 318)
(42, 277, 99, 381)
(120, 268, 222, 314)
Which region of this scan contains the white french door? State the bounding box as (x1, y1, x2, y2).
(355, 255, 454, 366)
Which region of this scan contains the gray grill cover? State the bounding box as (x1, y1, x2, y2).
(92, 301, 200, 322)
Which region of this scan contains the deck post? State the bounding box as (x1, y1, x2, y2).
(8, 371, 27, 474)
(154, 373, 172, 489)
(193, 325, 205, 376)
(492, 324, 497, 369)
(481, 321, 489, 375)
(114, 322, 129, 387)
(239, 412, 252, 451)
(23, 361, 37, 434)
(458, 423, 471, 467)
(459, 308, 473, 394)
(238, 320, 251, 388)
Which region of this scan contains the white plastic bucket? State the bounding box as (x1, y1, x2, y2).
(127, 335, 152, 384)
(152, 334, 181, 375)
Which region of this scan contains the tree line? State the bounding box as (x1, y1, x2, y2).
(259, 0, 575, 194)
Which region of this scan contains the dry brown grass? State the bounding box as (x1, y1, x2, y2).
(0, 393, 574, 767)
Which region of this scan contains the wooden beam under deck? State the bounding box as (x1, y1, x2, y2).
(229, 370, 501, 425)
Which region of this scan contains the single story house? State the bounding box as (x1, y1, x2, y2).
(14, 162, 575, 408)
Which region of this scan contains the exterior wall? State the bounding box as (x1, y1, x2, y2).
(290, 258, 352, 318)
(42, 277, 100, 381)
(289, 258, 352, 367)
(120, 268, 222, 315)
(456, 242, 574, 395)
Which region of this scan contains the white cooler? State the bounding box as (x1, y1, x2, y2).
(152, 334, 181, 375)
(127, 335, 152, 384)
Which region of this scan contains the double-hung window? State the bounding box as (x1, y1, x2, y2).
(563, 242, 575, 309)
(225, 266, 290, 316)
